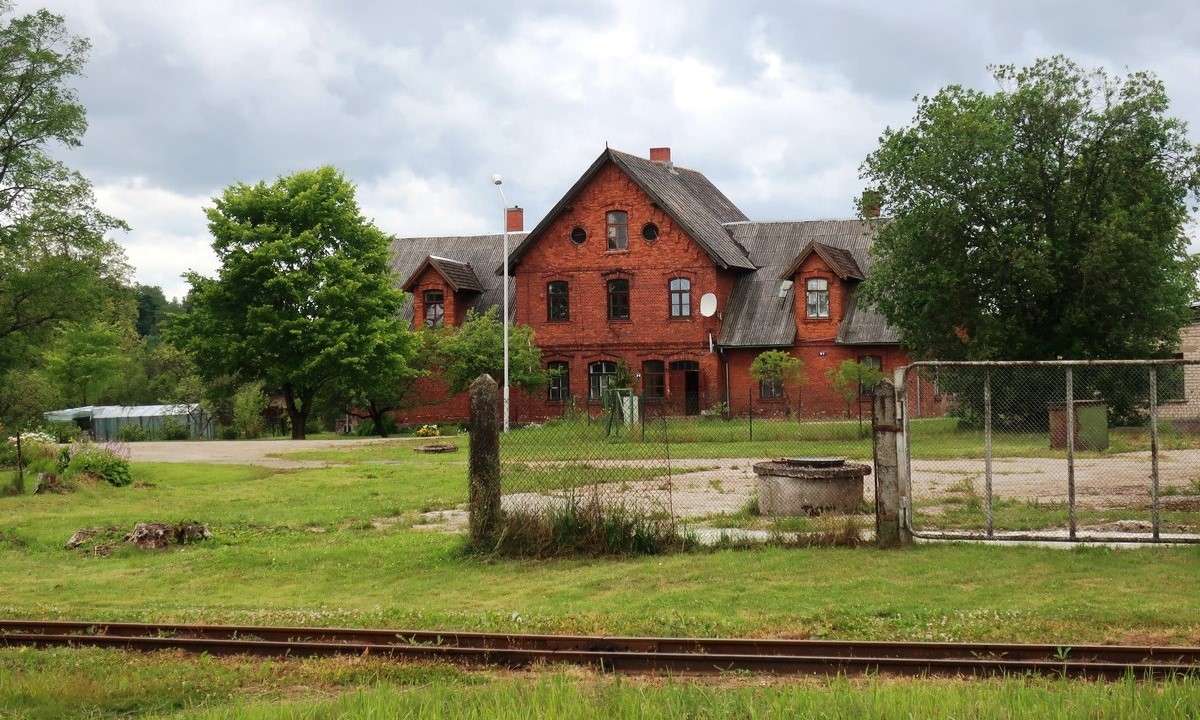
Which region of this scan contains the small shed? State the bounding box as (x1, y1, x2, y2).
(43, 404, 213, 441)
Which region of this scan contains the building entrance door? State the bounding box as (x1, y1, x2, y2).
(670, 360, 701, 416)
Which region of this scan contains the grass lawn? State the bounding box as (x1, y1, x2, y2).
(3, 650, 1199, 720)
(2, 441, 1200, 717)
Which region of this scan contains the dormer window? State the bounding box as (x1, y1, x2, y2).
(424, 290, 445, 328)
(606, 211, 628, 251)
(806, 278, 829, 319)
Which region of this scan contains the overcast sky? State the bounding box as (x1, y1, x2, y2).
(16, 0, 1200, 300)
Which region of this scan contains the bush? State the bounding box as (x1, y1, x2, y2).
(42, 421, 84, 444)
(2, 432, 58, 469)
(117, 424, 151, 442)
(159, 417, 190, 441)
(479, 498, 696, 558)
(354, 416, 400, 437)
(416, 424, 440, 437)
(63, 441, 133, 488)
(233, 385, 268, 439)
(220, 426, 240, 440)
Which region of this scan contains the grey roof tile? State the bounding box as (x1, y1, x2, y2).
(717, 220, 899, 347)
(506, 147, 755, 273)
(401, 256, 484, 293)
(389, 234, 522, 323)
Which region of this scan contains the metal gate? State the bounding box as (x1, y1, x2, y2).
(894, 359, 1200, 544)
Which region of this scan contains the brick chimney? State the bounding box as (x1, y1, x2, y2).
(860, 189, 881, 218)
(649, 147, 671, 163)
(506, 206, 524, 232)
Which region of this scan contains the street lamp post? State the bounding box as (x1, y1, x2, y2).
(491, 174, 511, 433)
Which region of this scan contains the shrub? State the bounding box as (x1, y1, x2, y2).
(220, 426, 240, 440)
(42, 421, 84, 443)
(233, 385, 268, 439)
(416, 424, 440, 438)
(159, 417, 190, 441)
(479, 498, 695, 558)
(2, 432, 58, 469)
(354, 416, 400, 437)
(117, 424, 151, 442)
(63, 441, 133, 488)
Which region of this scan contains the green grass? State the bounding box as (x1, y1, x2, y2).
(915, 497, 1200, 533)
(4, 447, 1200, 716)
(1, 454, 1199, 645)
(2, 649, 1199, 719)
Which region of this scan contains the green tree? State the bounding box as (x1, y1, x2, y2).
(134, 284, 179, 337)
(43, 320, 126, 406)
(169, 166, 412, 439)
(0, 4, 128, 373)
(825, 359, 885, 434)
(437, 308, 545, 396)
(859, 56, 1200, 362)
(748, 350, 805, 416)
(339, 321, 424, 438)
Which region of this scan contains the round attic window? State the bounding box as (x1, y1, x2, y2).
(570, 226, 587, 245)
(642, 223, 660, 242)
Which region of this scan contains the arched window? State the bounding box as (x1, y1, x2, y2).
(589, 361, 618, 400)
(669, 278, 691, 317)
(642, 360, 665, 400)
(606, 210, 628, 251)
(547, 281, 569, 321)
(547, 361, 570, 401)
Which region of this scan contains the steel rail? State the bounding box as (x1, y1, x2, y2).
(2, 620, 1197, 679)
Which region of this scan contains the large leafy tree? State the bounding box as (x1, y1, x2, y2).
(859, 56, 1200, 362)
(0, 4, 128, 373)
(170, 166, 414, 439)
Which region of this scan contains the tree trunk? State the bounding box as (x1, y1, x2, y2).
(368, 401, 389, 438)
(281, 383, 311, 440)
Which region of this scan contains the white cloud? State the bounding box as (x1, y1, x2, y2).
(93, 179, 217, 301)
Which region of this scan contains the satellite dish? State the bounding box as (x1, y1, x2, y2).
(699, 293, 717, 317)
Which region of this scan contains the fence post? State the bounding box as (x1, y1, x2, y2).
(748, 387, 753, 442)
(468, 374, 501, 546)
(873, 380, 909, 548)
(15, 432, 24, 494)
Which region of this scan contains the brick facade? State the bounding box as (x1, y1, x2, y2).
(388, 146, 923, 424)
(514, 162, 728, 416)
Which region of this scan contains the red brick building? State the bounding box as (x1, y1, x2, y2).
(389, 146, 917, 423)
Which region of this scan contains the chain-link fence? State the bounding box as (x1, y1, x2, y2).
(498, 389, 879, 543)
(900, 360, 1200, 543)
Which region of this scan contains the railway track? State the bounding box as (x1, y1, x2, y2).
(2, 619, 1197, 679)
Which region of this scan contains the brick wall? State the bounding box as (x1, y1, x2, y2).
(724, 345, 914, 418)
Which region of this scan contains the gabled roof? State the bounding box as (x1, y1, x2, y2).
(780, 241, 864, 281)
(389, 234, 523, 324)
(401, 255, 484, 294)
(504, 147, 755, 273)
(718, 220, 898, 347)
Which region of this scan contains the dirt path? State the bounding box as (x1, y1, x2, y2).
(126, 438, 411, 469)
(126, 439, 1200, 516)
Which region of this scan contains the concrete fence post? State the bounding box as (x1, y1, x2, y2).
(873, 380, 910, 548)
(468, 374, 501, 546)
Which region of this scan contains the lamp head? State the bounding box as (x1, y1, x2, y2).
(491, 174, 503, 185)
